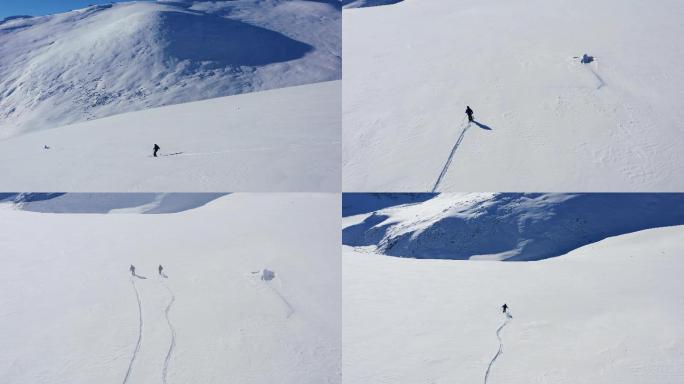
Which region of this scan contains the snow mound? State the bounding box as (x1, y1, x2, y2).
(343, 193, 684, 260)
(0, 193, 227, 214)
(0, 0, 340, 138)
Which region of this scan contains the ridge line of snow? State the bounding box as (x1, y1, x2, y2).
(122, 277, 144, 384)
(484, 313, 512, 384)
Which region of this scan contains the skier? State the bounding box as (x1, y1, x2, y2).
(502, 303, 508, 313)
(465, 106, 474, 122)
(130, 264, 136, 276)
(153, 144, 160, 157)
(158, 264, 164, 276)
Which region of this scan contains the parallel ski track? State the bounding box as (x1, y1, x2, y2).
(432, 121, 471, 192)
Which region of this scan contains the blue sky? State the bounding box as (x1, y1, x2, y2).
(0, 1, 153, 19)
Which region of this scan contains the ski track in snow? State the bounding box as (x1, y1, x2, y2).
(432, 121, 471, 192)
(161, 279, 177, 384)
(484, 313, 512, 384)
(585, 61, 605, 90)
(123, 278, 144, 384)
(267, 282, 295, 319)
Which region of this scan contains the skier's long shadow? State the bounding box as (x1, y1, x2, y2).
(473, 121, 493, 131)
(133, 273, 147, 280)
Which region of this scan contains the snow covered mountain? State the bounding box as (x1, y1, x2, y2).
(0, 0, 340, 138)
(0, 80, 341, 192)
(0, 193, 340, 384)
(344, 225, 684, 383)
(343, 193, 684, 260)
(343, 0, 684, 191)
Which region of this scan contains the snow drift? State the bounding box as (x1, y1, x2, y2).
(343, 193, 684, 260)
(0, 192, 227, 214)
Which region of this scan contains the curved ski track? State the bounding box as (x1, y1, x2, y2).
(161, 280, 177, 384)
(123, 278, 144, 384)
(484, 314, 511, 384)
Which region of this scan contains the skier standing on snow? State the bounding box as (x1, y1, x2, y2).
(130, 264, 136, 276)
(158, 264, 164, 276)
(502, 303, 508, 313)
(465, 106, 474, 122)
(153, 144, 160, 157)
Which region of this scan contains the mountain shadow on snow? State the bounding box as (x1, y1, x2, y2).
(343, 193, 684, 261)
(160, 11, 312, 67)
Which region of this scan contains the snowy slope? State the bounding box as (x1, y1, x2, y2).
(342, 193, 684, 260)
(0, 81, 341, 192)
(343, 225, 684, 383)
(342, 0, 403, 9)
(343, 0, 684, 191)
(0, 193, 340, 384)
(0, 0, 340, 138)
(0, 192, 227, 214)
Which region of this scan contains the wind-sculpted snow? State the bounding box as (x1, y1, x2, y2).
(0, 193, 227, 213)
(343, 193, 684, 260)
(0, 1, 340, 138)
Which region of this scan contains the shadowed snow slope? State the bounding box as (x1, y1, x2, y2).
(342, 0, 404, 8)
(0, 0, 340, 138)
(342, 193, 684, 260)
(344, 225, 684, 383)
(343, 0, 684, 191)
(0, 194, 340, 384)
(0, 81, 341, 192)
(0, 193, 227, 214)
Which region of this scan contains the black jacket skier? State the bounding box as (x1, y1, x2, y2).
(130, 264, 136, 276)
(465, 106, 474, 122)
(158, 264, 164, 275)
(502, 303, 508, 313)
(153, 144, 160, 157)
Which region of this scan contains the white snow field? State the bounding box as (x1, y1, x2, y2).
(0, 193, 340, 384)
(0, 0, 340, 138)
(343, 0, 684, 191)
(343, 225, 684, 383)
(0, 81, 341, 192)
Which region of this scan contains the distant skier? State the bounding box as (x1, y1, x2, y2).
(465, 106, 474, 122)
(153, 144, 160, 157)
(130, 264, 136, 276)
(158, 264, 164, 276)
(502, 303, 508, 313)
